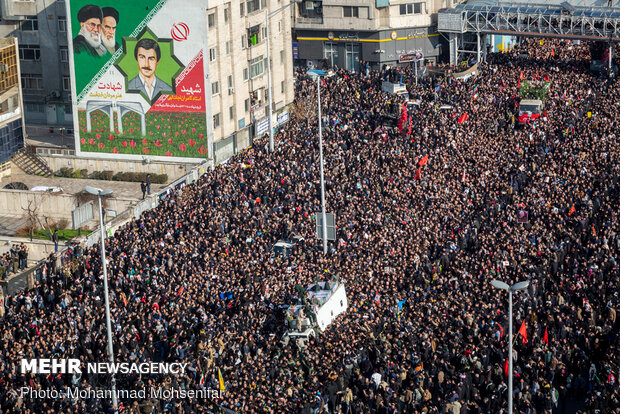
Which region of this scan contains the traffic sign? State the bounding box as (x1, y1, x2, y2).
(316, 213, 336, 241)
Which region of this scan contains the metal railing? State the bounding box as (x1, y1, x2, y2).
(439, 2, 620, 40)
(1, 265, 36, 297)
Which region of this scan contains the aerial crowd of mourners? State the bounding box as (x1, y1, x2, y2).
(0, 38, 618, 414)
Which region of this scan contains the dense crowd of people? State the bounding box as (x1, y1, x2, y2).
(0, 38, 618, 414)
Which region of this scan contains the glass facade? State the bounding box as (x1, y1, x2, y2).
(0, 119, 24, 164)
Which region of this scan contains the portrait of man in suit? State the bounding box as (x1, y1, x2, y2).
(128, 38, 172, 103)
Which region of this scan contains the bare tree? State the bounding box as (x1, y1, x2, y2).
(290, 94, 318, 128)
(21, 194, 56, 241)
(22, 199, 39, 241)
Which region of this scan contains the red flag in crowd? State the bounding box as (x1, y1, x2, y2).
(551, 49, 555, 57)
(519, 71, 524, 80)
(321, 78, 327, 87)
(418, 155, 429, 166)
(458, 113, 468, 124)
(177, 286, 184, 296)
(568, 204, 576, 216)
(414, 167, 422, 181)
(544, 74, 550, 82)
(543, 327, 549, 345)
(504, 358, 509, 377)
(518, 321, 528, 344)
(397, 105, 408, 133)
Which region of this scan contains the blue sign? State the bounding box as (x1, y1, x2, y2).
(292, 42, 299, 59)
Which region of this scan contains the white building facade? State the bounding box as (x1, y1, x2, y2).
(206, 0, 296, 161)
(293, 0, 465, 71)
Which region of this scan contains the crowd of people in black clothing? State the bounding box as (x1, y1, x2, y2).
(0, 38, 618, 414)
(0, 244, 29, 280)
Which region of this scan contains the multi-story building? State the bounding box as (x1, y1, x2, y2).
(293, 0, 464, 71)
(0, 0, 71, 127)
(206, 0, 295, 152)
(0, 0, 295, 159)
(0, 36, 25, 173)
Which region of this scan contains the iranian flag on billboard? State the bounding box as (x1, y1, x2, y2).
(67, 0, 210, 160)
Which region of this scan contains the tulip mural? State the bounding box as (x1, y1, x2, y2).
(78, 110, 207, 157)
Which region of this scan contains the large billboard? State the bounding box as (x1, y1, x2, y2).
(67, 1, 210, 161)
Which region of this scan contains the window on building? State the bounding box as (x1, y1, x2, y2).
(246, 0, 260, 14)
(62, 76, 71, 91)
(244, 98, 250, 112)
(0, 42, 19, 91)
(60, 47, 69, 62)
(280, 49, 284, 64)
(343, 6, 359, 17)
(224, 7, 230, 23)
(211, 81, 220, 95)
(243, 68, 249, 81)
(21, 74, 43, 90)
(26, 103, 44, 113)
(229, 106, 234, 120)
(240, 2, 245, 16)
(400, 3, 423, 15)
(21, 16, 38, 31)
(241, 35, 247, 49)
(209, 48, 217, 61)
(58, 16, 67, 32)
(227, 75, 233, 89)
(262, 27, 267, 40)
(225, 41, 230, 55)
(249, 56, 264, 78)
(64, 104, 72, 114)
(281, 80, 285, 94)
(248, 25, 260, 47)
(213, 113, 220, 128)
(208, 13, 215, 28)
(324, 42, 337, 65)
(19, 44, 41, 61)
(278, 21, 282, 33)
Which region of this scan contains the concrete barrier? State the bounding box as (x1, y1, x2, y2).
(0, 189, 136, 229)
(36, 154, 198, 183)
(0, 236, 57, 263)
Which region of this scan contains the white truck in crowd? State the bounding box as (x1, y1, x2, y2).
(282, 281, 348, 346)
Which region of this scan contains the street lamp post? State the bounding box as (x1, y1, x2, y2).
(266, 0, 302, 152)
(85, 185, 118, 413)
(316, 75, 327, 255)
(491, 279, 530, 414)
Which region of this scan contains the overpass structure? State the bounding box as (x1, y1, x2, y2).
(438, 1, 620, 65)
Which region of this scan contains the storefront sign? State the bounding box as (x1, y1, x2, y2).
(292, 42, 299, 59)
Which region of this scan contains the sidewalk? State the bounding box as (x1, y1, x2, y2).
(26, 124, 74, 149)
